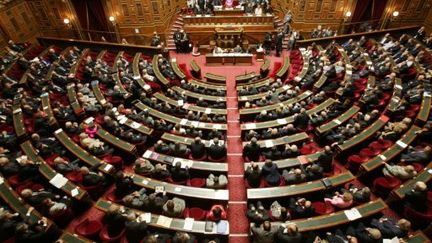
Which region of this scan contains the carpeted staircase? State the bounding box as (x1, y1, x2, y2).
(167, 16, 184, 51)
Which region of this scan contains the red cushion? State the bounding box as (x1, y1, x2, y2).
(188, 207, 206, 220)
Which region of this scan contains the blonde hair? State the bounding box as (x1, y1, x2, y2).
(342, 192, 353, 202)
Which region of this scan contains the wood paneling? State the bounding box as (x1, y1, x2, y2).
(0, 0, 39, 44)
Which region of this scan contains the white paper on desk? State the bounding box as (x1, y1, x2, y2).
(0, 176, 4, 184)
(156, 215, 172, 227)
(344, 208, 362, 220)
(84, 117, 94, 124)
(424, 92, 431, 98)
(184, 217, 194, 231)
(71, 188, 79, 197)
(131, 121, 141, 129)
(205, 108, 211, 114)
(13, 108, 22, 114)
(346, 70, 352, 75)
(174, 187, 182, 192)
(427, 169, 432, 174)
(395, 84, 403, 90)
(379, 154, 387, 161)
(396, 140, 408, 149)
(264, 140, 273, 148)
(191, 121, 199, 128)
(177, 100, 184, 106)
(383, 237, 400, 243)
(283, 85, 290, 90)
(244, 123, 256, 129)
(334, 119, 342, 125)
(214, 190, 227, 200)
(180, 119, 188, 125)
(294, 76, 302, 82)
(140, 213, 152, 223)
(133, 76, 141, 80)
(49, 173, 68, 189)
(240, 96, 248, 101)
(216, 221, 228, 234)
(143, 150, 152, 159)
(104, 163, 113, 172)
(214, 124, 222, 130)
(181, 160, 193, 169)
(142, 179, 149, 185)
(277, 119, 287, 125)
(118, 117, 127, 125)
(366, 61, 373, 65)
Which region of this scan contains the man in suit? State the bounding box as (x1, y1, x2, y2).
(103, 205, 127, 237)
(346, 222, 382, 243)
(162, 197, 186, 218)
(20, 189, 56, 206)
(170, 162, 189, 182)
(143, 192, 168, 213)
(370, 217, 411, 239)
(293, 109, 310, 130)
(247, 202, 270, 225)
(405, 181, 428, 212)
(245, 162, 261, 188)
(207, 137, 226, 160)
(125, 212, 148, 243)
(317, 146, 333, 173)
(243, 137, 261, 161)
(289, 198, 314, 218)
(150, 32, 161, 47)
(283, 168, 306, 185)
(114, 171, 135, 198)
(250, 220, 277, 243)
(80, 165, 106, 187)
(276, 223, 303, 243)
(190, 137, 206, 159)
(261, 159, 281, 186)
(15, 219, 48, 243)
(275, 29, 284, 57)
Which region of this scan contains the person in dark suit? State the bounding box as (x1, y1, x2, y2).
(276, 223, 303, 243)
(0, 156, 19, 176)
(243, 137, 261, 161)
(370, 217, 411, 239)
(346, 222, 382, 243)
(275, 29, 284, 57)
(207, 137, 226, 160)
(250, 220, 277, 243)
(289, 198, 314, 219)
(114, 171, 135, 198)
(80, 165, 106, 187)
(143, 192, 168, 213)
(170, 162, 189, 182)
(261, 160, 281, 186)
(20, 189, 56, 206)
(15, 219, 48, 243)
(190, 137, 206, 159)
(293, 109, 310, 130)
(305, 164, 323, 181)
(125, 212, 148, 243)
(103, 205, 127, 237)
(0, 208, 21, 241)
(317, 146, 333, 173)
(245, 162, 261, 188)
(404, 181, 428, 212)
(172, 232, 196, 243)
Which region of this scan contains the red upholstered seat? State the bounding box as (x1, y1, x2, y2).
(99, 225, 125, 242)
(346, 155, 365, 172)
(208, 155, 226, 162)
(188, 153, 207, 161)
(260, 176, 285, 188)
(403, 207, 432, 228)
(75, 218, 102, 238)
(373, 176, 401, 196)
(379, 139, 394, 149)
(66, 171, 83, 184)
(166, 177, 187, 185)
(189, 178, 206, 188)
(369, 141, 383, 152)
(360, 147, 379, 157)
(106, 190, 122, 203)
(188, 207, 207, 220)
(312, 201, 335, 215)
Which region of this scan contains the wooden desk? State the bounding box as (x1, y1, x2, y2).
(152, 55, 170, 86)
(247, 171, 355, 199)
(112, 51, 132, 99)
(70, 48, 89, 76)
(189, 79, 226, 89)
(235, 72, 258, 83)
(20, 141, 87, 200)
(241, 98, 336, 130)
(405, 231, 431, 243)
(59, 232, 95, 243)
(415, 91, 431, 126)
(96, 199, 229, 235)
(260, 58, 270, 76)
(172, 86, 227, 103)
(336, 115, 388, 152)
(131, 173, 229, 201)
(115, 114, 153, 136)
(54, 129, 114, 174)
(12, 101, 26, 140)
(360, 126, 420, 173)
(161, 132, 225, 147)
(40, 93, 57, 126)
(0, 176, 54, 231)
(390, 161, 432, 201)
(242, 132, 310, 148)
(153, 93, 227, 115)
(135, 101, 227, 131)
(237, 77, 274, 90)
(316, 106, 360, 134)
(205, 72, 226, 83)
(276, 56, 290, 79)
(170, 58, 187, 80)
(67, 84, 84, 116)
(190, 60, 201, 78)
(143, 149, 228, 172)
(205, 54, 253, 65)
(90, 80, 108, 106)
(132, 52, 150, 91)
(239, 90, 313, 116)
(82, 118, 137, 155)
(244, 152, 324, 170)
(271, 199, 387, 232)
